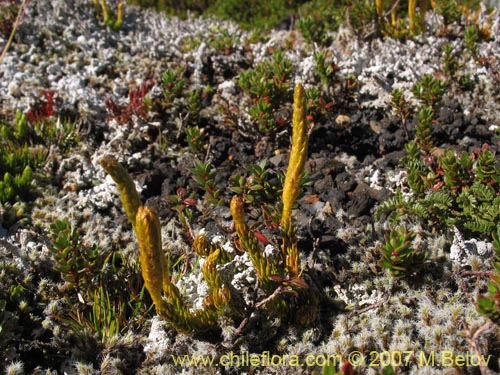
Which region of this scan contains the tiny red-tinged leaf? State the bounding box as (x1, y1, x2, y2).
(289, 277, 309, 289)
(182, 198, 197, 206)
(268, 274, 284, 283)
(27, 89, 56, 123)
(254, 230, 270, 245)
(304, 194, 321, 204)
(176, 187, 187, 198)
(233, 237, 244, 253)
(432, 181, 444, 191)
(324, 101, 335, 110)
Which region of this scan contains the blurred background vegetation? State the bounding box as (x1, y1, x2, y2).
(127, 0, 498, 31)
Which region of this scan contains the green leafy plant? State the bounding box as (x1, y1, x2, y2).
(157, 68, 211, 127)
(247, 97, 276, 134)
(378, 62, 500, 266)
(0, 111, 51, 205)
(440, 43, 474, 90)
(186, 88, 206, 124)
(100, 83, 319, 333)
(208, 26, 238, 54)
(185, 126, 206, 155)
(207, 0, 301, 32)
(62, 286, 124, 342)
(297, 16, 332, 46)
(34, 117, 81, 151)
(379, 226, 426, 278)
(49, 219, 103, 290)
(390, 88, 412, 138)
(305, 86, 336, 126)
(17, 92, 81, 151)
(346, 0, 377, 40)
(167, 187, 196, 240)
(441, 44, 459, 78)
(464, 24, 499, 83)
(378, 137, 500, 239)
(296, 0, 345, 42)
(464, 25, 481, 61)
(313, 50, 341, 94)
(162, 67, 186, 105)
(432, 0, 462, 26)
(48, 219, 148, 343)
(239, 50, 293, 134)
(0, 110, 65, 223)
(191, 160, 223, 206)
(413, 106, 435, 155)
(229, 160, 282, 229)
(0, 166, 34, 204)
(179, 34, 203, 53)
(411, 74, 447, 110)
(239, 50, 292, 100)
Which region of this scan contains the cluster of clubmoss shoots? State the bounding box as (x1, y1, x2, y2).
(100, 83, 319, 333)
(98, 167, 228, 334)
(0, 111, 47, 205)
(100, 156, 222, 333)
(375, 0, 430, 37)
(93, 0, 123, 30)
